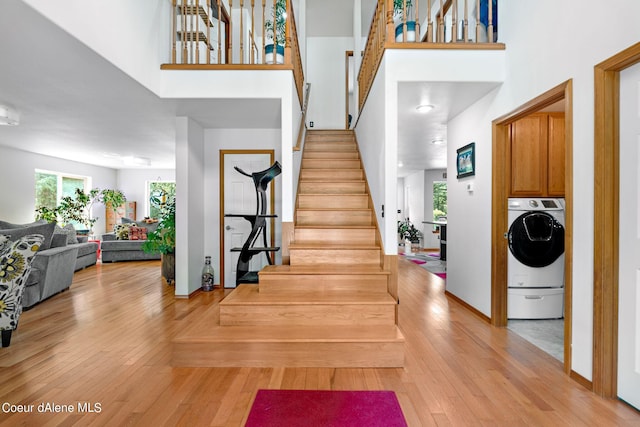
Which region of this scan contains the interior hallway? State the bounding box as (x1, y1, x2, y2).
(0, 260, 637, 425)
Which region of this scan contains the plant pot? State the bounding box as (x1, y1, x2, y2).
(395, 21, 416, 42)
(265, 44, 284, 64)
(161, 253, 175, 286)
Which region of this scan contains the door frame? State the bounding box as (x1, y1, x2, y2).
(491, 80, 574, 375)
(219, 149, 276, 287)
(593, 42, 640, 398)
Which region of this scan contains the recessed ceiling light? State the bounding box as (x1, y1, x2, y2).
(432, 139, 445, 145)
(416, 104, 434, 113)
(398, 161, 404, 167)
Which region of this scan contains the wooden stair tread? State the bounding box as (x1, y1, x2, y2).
(260, 264, 389, 275)
(295, 225, 376, 230)
(177, 324, 404, 343)
(289, 241, 379, 249)
(222, 285, 396, 305)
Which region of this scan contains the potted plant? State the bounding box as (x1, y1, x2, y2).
(393, 0, 416, 42)
(100, 189, 127, 217)
(398, 218, 423, 251)
(142, 196, 176, 285)
(264, 0, 286, 64)
(56, 188, 97, 235)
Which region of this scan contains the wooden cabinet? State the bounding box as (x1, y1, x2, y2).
(105, 201, 136, 232)
(509, 112, 565, 197)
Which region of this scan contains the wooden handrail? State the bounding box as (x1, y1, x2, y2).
(294, 83, 311, 152)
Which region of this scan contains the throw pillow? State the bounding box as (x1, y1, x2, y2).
(128, 226, 148, 240)
(51, 233, 68, 248)
(0, 222, 55, 251)
(114, 224, 132, 240)
(0, 234, 44, 332)
(63, 224, 77, 245)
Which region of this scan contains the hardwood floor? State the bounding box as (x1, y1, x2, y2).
(0, 259, 638, 426)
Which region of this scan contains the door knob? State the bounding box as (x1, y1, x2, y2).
(225, 225, 234, 230)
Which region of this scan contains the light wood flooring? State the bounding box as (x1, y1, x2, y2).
(0, 259, 638, 426)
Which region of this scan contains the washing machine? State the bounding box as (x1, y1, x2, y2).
(507, 198, 565, 319)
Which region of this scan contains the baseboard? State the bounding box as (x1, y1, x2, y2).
(445, 290, 491, 323)
(570, 370, 593, 391)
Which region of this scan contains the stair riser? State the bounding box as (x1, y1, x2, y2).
(173, 341, 404, 368)
(220, 304, 395, 326)
(258, 274, 388, 293)
(299, 181, 365, 194)
(294, 227, 376, 244)
(298, 194, 369, 209)
(305, 143, 357, 152)
(296, 211, 372, 226)
(302, 159, 361, 169)
(290, 249, 381, 265)
(300, 170, 363, 181)
(303, 151, 359, 160)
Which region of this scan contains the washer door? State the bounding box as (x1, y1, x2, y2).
(508, 211, 564, 267)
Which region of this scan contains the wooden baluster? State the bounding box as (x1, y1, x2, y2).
(172, 0, 177, 63)
(195, 0, 200, 64)
(217, 0, 222, 63)
(251, 0, 255, 64)
(240, 0, 244, 64)
(206, 0, 211, 64)
(414, 0, 419, 42)
(464, 0, 469, 42)
(228, 0, 233, 63)
(284, 0, 291, 65)
(386, 0, 394, 43)
(402, 0, 407, 42)
(261, 0, 266, 63)
(191, 0, 196, 62)
(426, 0, 433, 42)
(452, 0, 457, 43)
(182, 0, 188, 62)
(475, 0, 481, 43)
(437, 0, 444, 42)
(488, 0, 493, 42)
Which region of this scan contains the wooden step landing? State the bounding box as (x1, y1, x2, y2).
(172, 324, 405, 367)
(219, 284, 396, 326)
(258, 264, 389, 293)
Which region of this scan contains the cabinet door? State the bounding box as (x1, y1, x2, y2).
(510, 114, 548, 196)
(547, 113, 565, 196)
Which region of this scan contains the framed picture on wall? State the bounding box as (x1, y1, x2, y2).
(456, 142, 475, 178)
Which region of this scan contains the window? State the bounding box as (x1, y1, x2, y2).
(433, 181, 447, 220)
(35, 170, 90, 210)
(147, 181, 176, 218)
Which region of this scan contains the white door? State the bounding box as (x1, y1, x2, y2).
(223, 153, 272, 288)
(618, 61, 640, 410)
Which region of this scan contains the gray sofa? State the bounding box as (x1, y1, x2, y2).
(0, 220, 99, 309)
(101, 219, 161, 262)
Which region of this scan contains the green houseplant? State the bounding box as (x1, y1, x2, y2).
(264, 0, 286, 64)
(142, 196, 176, 285)
(100, 189, 127, 217)
(398, 218, 423, 246)
(393, 0, 416, 42)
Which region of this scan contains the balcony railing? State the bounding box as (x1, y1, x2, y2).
(358, 0, 503, 111)
(164, 0, 304, 103)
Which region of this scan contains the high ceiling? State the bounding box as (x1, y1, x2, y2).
(0, 0, 497, 175)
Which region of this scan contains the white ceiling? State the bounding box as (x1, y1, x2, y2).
(0, 0, 498, 176)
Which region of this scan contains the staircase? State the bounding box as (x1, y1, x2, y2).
(172, 130, 404, 368)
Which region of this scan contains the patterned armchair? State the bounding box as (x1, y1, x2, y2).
(0, 233, 44, 347)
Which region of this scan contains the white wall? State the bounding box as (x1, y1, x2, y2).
(443, 0, 640, 381)
(306, 37, 354, 129)
(0, 146, 118, 234)
(23, 0, 170, 94)
(203, 128, 281, 287)
(175, 117, 206, 296)
(116, 169, 176, 221)
(356, 59, 390, 252)
(404, 169, 425, 242)
(423, 169, 447, 249)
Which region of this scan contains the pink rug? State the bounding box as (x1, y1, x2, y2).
(435, 272, 446, 280)
(245, 390, 408, 427)
(410, 259, 426, 265)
